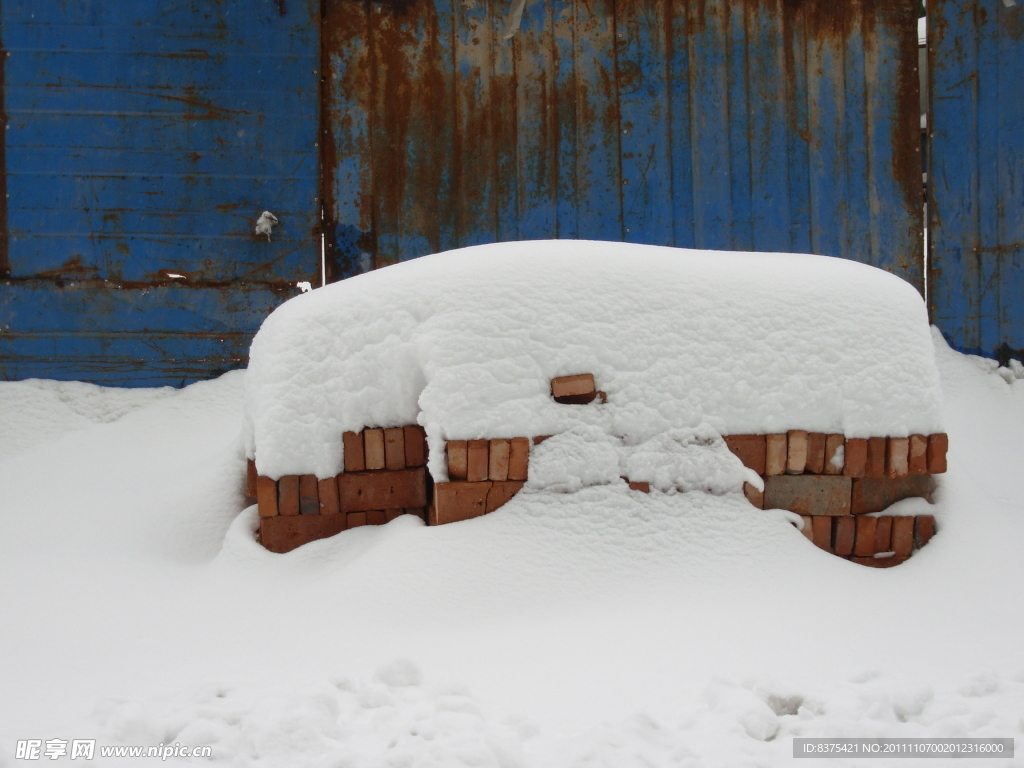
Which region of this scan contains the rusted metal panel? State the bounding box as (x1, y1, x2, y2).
(0, 0, 318, 383)
(320, 0, 921, 290)
(929, 0, 1024, 360)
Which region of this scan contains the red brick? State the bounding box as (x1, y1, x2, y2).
(928, 433, 948, 474)
(763, 475, 852, 515)
(824, 434, 845, 475)
(806, 433, 826, 474)
(318, 477, 340, 515)
(431, 481, 493, 525)
(914, 515, 935, 549)
(851, 555, 907, 568)
(787, 430, 808, 474)
(299, 474, 319, 515)
(383, 427, 406, 470)
(508, 437, 530, 481)
(800, 516, 814, 542)
(404, 425, 427, 467)
(853, 515, 877, 556)
(811, 516, 832, 551)
(628, 479, 651, 493)
(874, 516, 894, 552)
(865, 437, 886, 478)
(338, 468, 428, 512)
(364, 428, 386, 470)
(347, 511, 367, 528)
(343, 431, 365, 472)
(486, 480, 525, 512)
(447, 440, 468, 480)
(765, 433, 788, 476)
(257, 476, 278, 517)
(246, 459, 258, 498)
(851, 475, 933, 514)
(886, 437, 909, 478)
(908, 434, 928, 474)
(278, 475, 300, 516)
(832, 516, 856, 556)
(532, 435, 552, 444)
(259, 513, 347, 553)
(722, 435, 766, 475)
(385, 508, 403, 522)
(891, 516, 915, 558)
(551, 373, 595, 398)
(843, 438, 867, 477)
(467, 439, 489, 482)
(367, 510, 387, 525)
(489, 439, 510, 481)
(742, 482, 763, 508)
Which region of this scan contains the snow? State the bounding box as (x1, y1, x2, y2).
(0, 328, 1022, 767)
(244, 241, 943, 481)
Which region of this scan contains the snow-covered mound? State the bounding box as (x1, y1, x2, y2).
(244, 241, 942, 480)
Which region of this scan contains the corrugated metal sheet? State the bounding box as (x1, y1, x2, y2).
(322, 0, 923, 290)
(0, 0, 320, 385)
(929, 0, 1024, 362)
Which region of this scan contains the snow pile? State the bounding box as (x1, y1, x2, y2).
(244, 241, 942, 480)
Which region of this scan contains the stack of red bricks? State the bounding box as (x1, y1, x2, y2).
(433, 437, 530, 524)
(248, 425, 429, 553)
(724, 431, 946, 567)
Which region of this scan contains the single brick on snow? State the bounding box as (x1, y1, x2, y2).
(722, 434, 766, 475)
(928, 433, 948, 473)
(908, 434, 928, 474)
(629, 479, 651, 493)
(891, 516, 915, 558)
(853, 515, 877, 557)
(257, 475, 279, 517)
(806, 432, 826, 474)
(278, 475, 300, 516)
(508, 437, 530, 481)
(765, 433, 788, 476)
(338, 468, 428, 512)
(404, 425, 427, 467)
(246, 459, 258, 499)
(299, 474, 319, 515)
(343, 431, 365, 472)
(318, 477, 340, 514)
(488, 439, 510, 481)
(467, 439, 489, 482)
(384, 427, 406, 470)
(914, 515, 936, 548)
(551, 373, 597, 403)
(824, 434, 845, 475)
(832, 516, 856, 556)
(787, 430, 808, 474)
(886, 437, 909, 478)
(874, 516, 894, 553)
(431, 481, 493, 525)
(364, 428, 386, 471)
(447, 440, 468, 480)
(843, 438, 867, 477)
(763, 475, 852, 515)
(850, 475, 933, 515)
(865, 437, 886, 478)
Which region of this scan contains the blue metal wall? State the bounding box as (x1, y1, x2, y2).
(929, 0, 1024, 361)
(0, 0, 320, 385)
(322, 0, 924, 291)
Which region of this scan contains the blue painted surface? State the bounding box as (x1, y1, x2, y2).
(930, 0, 1024, 360)
(322, 0, 922, 292)
(1, 0, 319, 384)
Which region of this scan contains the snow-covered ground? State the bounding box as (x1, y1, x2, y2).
(0, 331, 1022, 767)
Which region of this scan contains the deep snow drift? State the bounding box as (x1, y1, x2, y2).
(0, 331, 1021, 767)
(244, 242, 943, 480)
